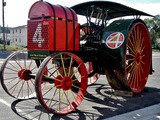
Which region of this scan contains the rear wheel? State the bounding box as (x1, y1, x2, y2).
(106, 22, 151, 93)
(35, 52, 88, 114)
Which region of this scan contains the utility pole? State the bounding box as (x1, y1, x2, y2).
(2, 0, 6, 50)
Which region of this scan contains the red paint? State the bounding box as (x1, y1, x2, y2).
(28, 1, 80, 51)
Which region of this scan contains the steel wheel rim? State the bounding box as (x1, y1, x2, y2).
(0, 50, 37, 99)
(125, 22, 151, 93)
(35, 52, 88, 114)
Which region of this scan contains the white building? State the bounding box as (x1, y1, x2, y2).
(10, 25, 27, 47)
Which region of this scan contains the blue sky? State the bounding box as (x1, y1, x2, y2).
(0, 0, 160, 27)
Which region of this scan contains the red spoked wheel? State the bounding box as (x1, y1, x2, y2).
(35, 52, 88, 114)
(106, 22, 151, 94)
(125, 22, 151, 93)
(0, 50, 38, 99)
(85, 62, 100, 85)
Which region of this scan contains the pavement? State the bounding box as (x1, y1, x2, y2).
(0, 51, 160, 120)
(105, 51, 160, 120)
(106, 103, 160, 120)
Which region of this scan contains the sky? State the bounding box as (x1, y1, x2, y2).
(0, 0, 160, 27)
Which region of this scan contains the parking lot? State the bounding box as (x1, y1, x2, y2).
(0, 52, 159, 120)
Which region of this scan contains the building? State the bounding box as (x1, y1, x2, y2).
(0, 26, 10, 44)
(10, 25, 27, 47)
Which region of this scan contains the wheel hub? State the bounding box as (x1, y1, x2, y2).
(18, 69, 32, 81)
(55, 75, 63, 88)
(134, 52, 142, 65)
(61, 76, 73, 91)
(55, 76, 73, 91)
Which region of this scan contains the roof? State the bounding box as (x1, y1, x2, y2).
(0, 27, 10, 33)
(71, 1, 154, 20)
(10, 25, 27, 29)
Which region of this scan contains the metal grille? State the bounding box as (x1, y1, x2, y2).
(28, 20, 49, 50)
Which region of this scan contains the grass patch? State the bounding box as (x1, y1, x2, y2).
(0, 44, 24, 51)
(152, 49, 160, 52)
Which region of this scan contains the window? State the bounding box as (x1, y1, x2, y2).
(13, 30, 14, 34)
(16, 38, 17, 42)
(19, 29, 21, 33)
(19, 38, 21, 43)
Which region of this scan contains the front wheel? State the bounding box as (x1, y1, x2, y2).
(35, 52, 88, 114)
(0, 50, 38, 99)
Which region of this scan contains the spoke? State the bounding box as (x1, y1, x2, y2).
(139, 36, 144, 52)
(14, 55, 22, 69)
(128, 38, 136, 53)
(140, 45, 145, 55)
(136, 65, 141, 87)
(139, 63, 144, 73)
(9, 79, 21, 94)
(126, 58, 134, 62)
(46, 88, 58, 105)
(68, 56, 73, 76)
(23, 52, 27, 69)
(128, 65, 136, 87)
(71, 89, 76, 100)
(4, 76, 19, 81)
(58, 89, 61, 111)
(141, 54, 145, 59)
(131, 28, 137, 51)
(70, 64, 81, 78)
(127, 62, 136, 74)
(73, 75, 85, 82)
(4, 72, 17, 74)
(31, 66, 37, 71)
(8, 62, 19, 71)
(127, 53, 135, 57)
(47, 71, 56, 79)
(48, 65, 63, 78)
(131, 65, 139, 88)
(72, 84, 83, 90)
(127, 41, 136, 54)
(27, 81, 34, 97)
(5, 67, 18, 72)
(43, 85, 56, 96)
(29, 79, 35, 86)
(17, 80, 25, 98)
(133, 65, 139, 88)
(140, 59, 145, 65)
(60, 54, 67, 77)
(6, 76, 18, 85)
(28, 60, 33, 70)
(70, 89, 84, 100)
(126, 61, 136, 70)
(136, 27, 140, 49)
(134, 28, 139, 51)
(57, 89, 65, 112)
(63, 90, 72, 111)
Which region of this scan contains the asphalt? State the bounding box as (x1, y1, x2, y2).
(0, 51, 160, 120)
(104, 51, 160, 120)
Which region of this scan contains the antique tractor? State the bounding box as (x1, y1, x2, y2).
(0, 1, 153, 114)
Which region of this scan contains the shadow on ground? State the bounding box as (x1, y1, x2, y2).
(11, 83, 160, 120)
